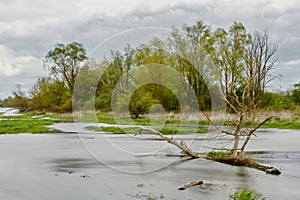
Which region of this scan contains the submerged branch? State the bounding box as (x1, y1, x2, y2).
(130, 126, 201, 158)
(178, 180, 204, 190)
(240, 116, 273, 156)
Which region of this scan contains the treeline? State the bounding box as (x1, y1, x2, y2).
(1, 20, 300, 115)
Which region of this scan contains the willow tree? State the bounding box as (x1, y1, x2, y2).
(167, 21, 212, 109)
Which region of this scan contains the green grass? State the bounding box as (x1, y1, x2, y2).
(0, 119, 58, 134)
(260, 119, 300, 129)
(86, 125, 207, 135)
(86, 126, 142, 134)
(0, 112, 69, 134)
(243, 117, 300, 129)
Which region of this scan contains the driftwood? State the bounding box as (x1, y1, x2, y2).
(178, 180, 203, 190)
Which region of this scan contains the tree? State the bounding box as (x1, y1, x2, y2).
(11, 84, 29, 112)
(166, 21, 212, 110)
(292, 82, 300, 105)
(206, 22, 252, 111)
(43, 42, 88, 92)
(29, 77, 72, 113)
(245, 30, 279, 108)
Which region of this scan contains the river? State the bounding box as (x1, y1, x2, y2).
(0, 122, 299, 199)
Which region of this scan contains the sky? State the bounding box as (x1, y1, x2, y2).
(0, 0, 300, 99)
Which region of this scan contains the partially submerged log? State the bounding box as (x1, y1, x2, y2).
(178, 180, 203, 190)
(129, 126, 281, 175)
(206, 155, 281, 175)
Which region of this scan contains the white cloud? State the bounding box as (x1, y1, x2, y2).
(0, 0, 299, 98)
(0, 63, 23, 76)
(283, 59, 300, 66)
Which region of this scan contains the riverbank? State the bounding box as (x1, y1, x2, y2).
(0, 110, 73, 134)
(0, 109, 299, 134)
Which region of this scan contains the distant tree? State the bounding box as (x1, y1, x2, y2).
(11, 84, 29, 112)
(1, 96, 13, 107)
(168, 21, 212, 110)
(292, 82, 300, 105)
(245, 30, 279, 108)
(43, 42, 88, 92)
(29, 78, 72, 113)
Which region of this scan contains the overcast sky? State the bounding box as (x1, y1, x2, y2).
(0, 0, 300, 99)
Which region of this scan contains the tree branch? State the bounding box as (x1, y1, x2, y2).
(127, 126, 201, 158)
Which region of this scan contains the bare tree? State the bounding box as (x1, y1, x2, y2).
(245, 30, 279, 109)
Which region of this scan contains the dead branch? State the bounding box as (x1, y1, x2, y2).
(178, 180, 203, 190)
(240, 116, 273, 156)
(221, 129, 234, 135)
(129, 126, 201, 158)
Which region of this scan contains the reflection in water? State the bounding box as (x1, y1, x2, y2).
(248, 151, 300, 164)
(49, 158, 100, 173)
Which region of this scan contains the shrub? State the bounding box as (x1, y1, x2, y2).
(230, 187, 266, 200)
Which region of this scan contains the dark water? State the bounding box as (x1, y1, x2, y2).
(0, 123, 300, 199)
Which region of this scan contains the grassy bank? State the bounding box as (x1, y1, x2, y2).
(77, 110, 300, 134)
(86, 125, 208, 135)
(1, 109, 299, 134)
(0, 112, 73, 134)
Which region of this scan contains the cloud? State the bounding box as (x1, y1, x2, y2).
(0, 0, 299, 98)
(0, 63, 23, 76)
(283, 59, 300, 66)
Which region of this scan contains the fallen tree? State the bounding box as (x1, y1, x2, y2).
(125, 126, 281, 175)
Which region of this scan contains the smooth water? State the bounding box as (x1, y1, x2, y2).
(0, 123, 300, 199)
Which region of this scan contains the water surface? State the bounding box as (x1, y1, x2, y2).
(1, 123, 300, 199)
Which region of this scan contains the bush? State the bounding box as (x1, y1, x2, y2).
(230, 187, 266, 200)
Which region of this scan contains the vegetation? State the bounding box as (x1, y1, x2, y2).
(0, 19, 298, 170)
(0, 112, 73, 134)
(0, 119, 56, 134)
(206, 151, 231, 158)
(230, 187, 266, 200)
(86, 125, 207, 135)
(0, 20, 297, 116)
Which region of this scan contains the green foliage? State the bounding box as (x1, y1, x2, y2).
(257, 91, 295, 110)
(29, 78, 72, 113)
(207, 151, 230, 158)
(129, 91, 159, 118)
(0, 96, 13, 107)
(292, 82, 300, 105)
(7, 20, 292, 118)
(44, 42, 88, 91)
(230, 187, 266, 200)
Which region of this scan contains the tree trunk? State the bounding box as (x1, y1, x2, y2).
(206, 156, 281, 175)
